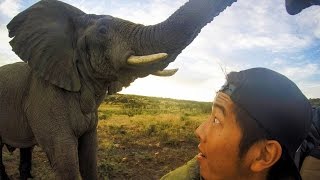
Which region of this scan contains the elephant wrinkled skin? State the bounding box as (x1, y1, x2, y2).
(0, 0, 237, 179)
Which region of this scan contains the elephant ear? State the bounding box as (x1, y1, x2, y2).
(7, 0, 85, 91)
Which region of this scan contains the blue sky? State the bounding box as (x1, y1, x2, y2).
(0, 0, 319, 101)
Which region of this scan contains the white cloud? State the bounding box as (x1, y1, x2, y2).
(0, 27, 19, 66)
(301, 84, 320, 98)
(266, 61, 320, 98)
(294, 6, 320, 39)
(65, 0, 186, 25)
(280, 64, 319, 81)
(120, 68, 226, 102)
(195, 0, 318, 53)
(0, 0, 20, 18)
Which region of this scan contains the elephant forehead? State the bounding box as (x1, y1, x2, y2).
(96, 15, 113, 24)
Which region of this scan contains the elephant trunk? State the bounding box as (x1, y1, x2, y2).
(285, 0, 320, 15)
(129, 0, 237, 71)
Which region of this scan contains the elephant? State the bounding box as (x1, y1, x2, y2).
(0, 0, 237, 179)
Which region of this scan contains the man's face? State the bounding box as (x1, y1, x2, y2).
(195, 92, 247, 180)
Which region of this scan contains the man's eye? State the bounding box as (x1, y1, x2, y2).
(213, 117, 220, 124)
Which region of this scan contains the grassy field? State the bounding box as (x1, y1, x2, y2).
(3, 94, 212, 179)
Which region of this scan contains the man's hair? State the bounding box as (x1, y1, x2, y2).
(233, 103, 267, 158)
(233, 103, 296, 180)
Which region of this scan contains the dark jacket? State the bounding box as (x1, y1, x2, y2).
(299, 107, 320, 167)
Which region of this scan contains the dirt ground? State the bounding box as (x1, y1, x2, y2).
(3, 141, 197, 180)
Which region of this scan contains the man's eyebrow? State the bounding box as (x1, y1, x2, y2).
(213, 102, 226, 116)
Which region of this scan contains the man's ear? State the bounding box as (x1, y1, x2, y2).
(249, 140, 282, 172)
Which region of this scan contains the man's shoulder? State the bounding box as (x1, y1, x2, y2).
(160, 156, 200, 180)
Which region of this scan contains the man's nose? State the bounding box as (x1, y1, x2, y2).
(195, 121, 206, 143)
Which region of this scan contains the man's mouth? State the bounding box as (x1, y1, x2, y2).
(198, 152, 206, 158)
(197, 147, 206, 159)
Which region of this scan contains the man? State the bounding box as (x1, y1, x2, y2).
(161, 68, 313, 180)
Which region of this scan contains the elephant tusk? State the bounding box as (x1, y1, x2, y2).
(152, 68, 178, 77)
(127, 53, 168, 65)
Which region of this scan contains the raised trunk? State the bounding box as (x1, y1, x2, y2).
(285, 0, 320, 15)
(130, 0, 237, 70)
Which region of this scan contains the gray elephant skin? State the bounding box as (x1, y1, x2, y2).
(0, 0, 236, 179)
(285, 0, 320, 15)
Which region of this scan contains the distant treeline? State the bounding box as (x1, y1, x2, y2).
(103, 94, 212, 117)
(103, 94, 320, 115)
(310, 98, 320, 107)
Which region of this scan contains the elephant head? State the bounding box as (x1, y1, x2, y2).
(7, 0, 236, 95)
(285, 0, 320, 15)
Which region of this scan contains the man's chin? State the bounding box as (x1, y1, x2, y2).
(198, 162, 209, 180)
(199, 168, 207, 180)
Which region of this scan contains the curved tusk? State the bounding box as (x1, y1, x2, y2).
(127, 53, 168, 65)
(152, 68, 178, 77)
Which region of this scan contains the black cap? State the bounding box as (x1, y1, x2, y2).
(220, 68, 313, 179)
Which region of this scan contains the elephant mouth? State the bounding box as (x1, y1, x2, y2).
(126, 53, 178, 77)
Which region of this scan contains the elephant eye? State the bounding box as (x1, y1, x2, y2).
(98, 27, 107, 34)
